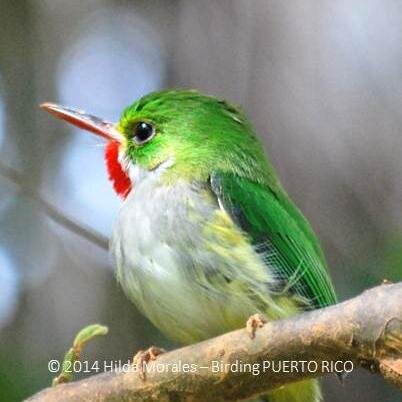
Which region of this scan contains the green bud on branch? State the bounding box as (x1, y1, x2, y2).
(52, 324, 108, 386)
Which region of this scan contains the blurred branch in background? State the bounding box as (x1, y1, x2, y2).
(26, 282, 402, 402)
(0, 159, 108, 250)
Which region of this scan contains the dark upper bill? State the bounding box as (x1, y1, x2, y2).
(40, 102, 120, 142)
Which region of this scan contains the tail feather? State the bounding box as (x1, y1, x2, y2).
(246, 379, 321, 402)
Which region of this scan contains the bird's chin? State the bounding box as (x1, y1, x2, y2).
(126, 158, 174, 187)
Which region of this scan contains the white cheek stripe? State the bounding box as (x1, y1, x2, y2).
(117, 147, 175, 187)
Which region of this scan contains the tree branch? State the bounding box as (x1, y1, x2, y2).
(27, 282, 402, 402)
(0, 159, 109, 250)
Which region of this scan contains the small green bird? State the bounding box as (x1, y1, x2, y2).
(41, 90, 336, 402)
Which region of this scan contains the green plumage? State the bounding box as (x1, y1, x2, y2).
(210, 172, 336, 309)
(120, 90, 336, 310)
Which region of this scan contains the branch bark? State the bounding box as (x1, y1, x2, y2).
(27, 282, 402, 402)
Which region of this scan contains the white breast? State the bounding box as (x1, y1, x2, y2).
(111, 164, 277, 344)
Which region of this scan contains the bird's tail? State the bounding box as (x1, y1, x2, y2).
(247, 378, 321, 402)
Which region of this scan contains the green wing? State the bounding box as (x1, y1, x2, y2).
(210, 171, 337, 309)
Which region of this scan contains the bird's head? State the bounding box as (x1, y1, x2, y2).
(41, 90, 269, 199)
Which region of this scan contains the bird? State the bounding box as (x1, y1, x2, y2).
(41, 89, 337, 402)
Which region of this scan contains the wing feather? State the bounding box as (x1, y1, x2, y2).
(210, 172, 337, 308)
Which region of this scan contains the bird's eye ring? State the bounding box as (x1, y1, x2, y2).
(132, 122, 155, 144)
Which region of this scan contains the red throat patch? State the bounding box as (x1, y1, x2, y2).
(104, 141, 132, 199)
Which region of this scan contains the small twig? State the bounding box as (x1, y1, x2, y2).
(0, 159, 109, 250)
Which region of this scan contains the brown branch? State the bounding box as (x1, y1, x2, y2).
(26, 282, 402, 401)
(0, 159, 109, 250)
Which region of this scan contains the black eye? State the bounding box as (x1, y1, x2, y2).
(132, 122, 155, 144)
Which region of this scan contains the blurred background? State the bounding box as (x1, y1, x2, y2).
(0, 1, 401, 401)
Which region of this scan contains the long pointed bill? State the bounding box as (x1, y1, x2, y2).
(40, 102, 120, 142)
